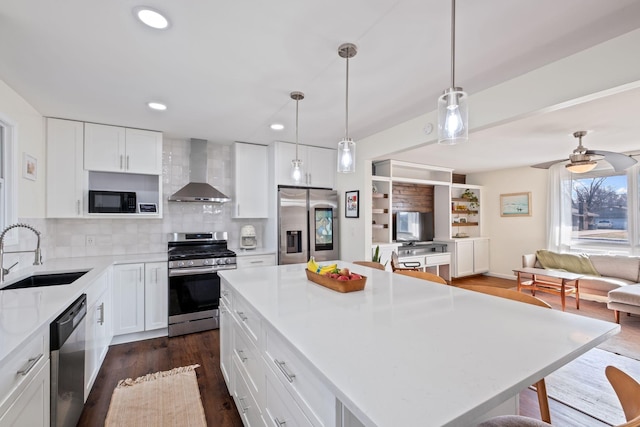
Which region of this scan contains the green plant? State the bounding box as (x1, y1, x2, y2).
(372, 245, 388, 267)
(461, 189, 479, 210)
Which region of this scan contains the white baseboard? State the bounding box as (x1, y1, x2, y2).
(110, 327, 168, 346)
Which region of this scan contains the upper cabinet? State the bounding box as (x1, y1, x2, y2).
(46, 118, 86, 218)
(234, 142, 268, 218)
(84, 123, 162, 175)
(273, 141, 336, 189)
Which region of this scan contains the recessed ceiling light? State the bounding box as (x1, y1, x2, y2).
(270, 123, 284, 131)
(134, 7, 170, 30)
(148, 102, 167, 111)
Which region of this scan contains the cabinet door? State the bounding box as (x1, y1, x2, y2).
(112, 263, 145, 335)
(84, 300, 99, 401)
(46, 119, 85, 218)
(84, 123, 126, 172)
(124, 128, 163, 174)
(0, 360, 50, 427)
(473, 238, 490, 273)
(455, 240, 475, 277)
(234, 143, 268, 218)
(307, 146, 336, 189)
(144, 262, 168, 331)
(220, 300, 233, 387)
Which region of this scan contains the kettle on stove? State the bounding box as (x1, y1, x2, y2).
(240, 225, 257, 249)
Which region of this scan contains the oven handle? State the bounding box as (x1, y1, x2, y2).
(169, 266, 230, 276)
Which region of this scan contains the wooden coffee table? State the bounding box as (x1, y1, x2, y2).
(513, 267, 582, 311)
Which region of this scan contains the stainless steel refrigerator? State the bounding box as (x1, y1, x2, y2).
(278, 187, 339, 265)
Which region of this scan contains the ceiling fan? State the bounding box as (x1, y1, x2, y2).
(531, 130, 637, 173)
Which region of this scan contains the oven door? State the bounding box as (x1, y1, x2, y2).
(168, 267, 221, 336)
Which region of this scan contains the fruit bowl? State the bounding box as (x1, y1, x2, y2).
(305, 269, 367, 293)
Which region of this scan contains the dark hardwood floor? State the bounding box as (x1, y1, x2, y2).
(79, 274, 617, 427)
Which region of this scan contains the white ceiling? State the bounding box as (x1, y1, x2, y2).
(2, 0, 640, 174)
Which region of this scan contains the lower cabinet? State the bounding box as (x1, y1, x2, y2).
(236, 254, 276, 269)
(85, 269, 113, 400)
(0, 360, 50, 427)
(437, 238, 489, 278)
(221, 281, 336, 427)
(112, 262, 168, 336)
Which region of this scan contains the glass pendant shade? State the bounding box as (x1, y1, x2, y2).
(438, 87, 468, 145)
(566, 161, 597, 173)
(291, 159, 303, 183)
(337, 138, 356, 173)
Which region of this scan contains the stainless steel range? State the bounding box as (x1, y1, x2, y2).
(168, 232, 236, 337)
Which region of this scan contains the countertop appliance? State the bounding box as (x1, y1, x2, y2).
(278, 187, 339, 265)
(168, 232, 236, 337)
(50, 293, 87, 427)
(88, 190, 137, 213)
(240, 225, 257, 249)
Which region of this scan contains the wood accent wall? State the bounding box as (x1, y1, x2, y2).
(392, 182, 434, 213)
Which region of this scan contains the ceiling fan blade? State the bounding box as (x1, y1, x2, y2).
(587, 150, 637, 172)
(531, 158, 569, 169)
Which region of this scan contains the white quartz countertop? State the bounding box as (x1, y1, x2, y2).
(219, 262, 620, 427)
(0, 253, 167, 363)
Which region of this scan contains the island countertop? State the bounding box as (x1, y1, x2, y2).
(219, 261, 620, 427)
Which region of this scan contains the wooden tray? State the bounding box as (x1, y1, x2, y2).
(305, 269, 367, 293)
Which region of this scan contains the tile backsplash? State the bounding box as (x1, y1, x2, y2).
(7, 139, 266, 267)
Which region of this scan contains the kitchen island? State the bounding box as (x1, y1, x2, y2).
(219, 262, 620, 427)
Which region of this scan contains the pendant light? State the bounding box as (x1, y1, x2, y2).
(437, 0, 468, 145)
(337, 43, 357, 173)
(290, 91, 305, 183)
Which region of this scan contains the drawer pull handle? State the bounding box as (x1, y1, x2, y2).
(250, 260, 263, 264)
(237, 349, 247, 362)
(274, 417, 287, 426)
(238, 396, 249, 414)
(17, 354, 43, 376)
(237, 311, 248, 322)
(274, 359, 296, 383)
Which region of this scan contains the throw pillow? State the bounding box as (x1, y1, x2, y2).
(535, 250, 600, 276)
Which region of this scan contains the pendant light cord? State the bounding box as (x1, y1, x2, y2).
(450, 0, 456, 88)
(345, 55, 350, 139)
(295, 97, 299, 159)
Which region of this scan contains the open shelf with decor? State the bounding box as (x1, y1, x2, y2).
(372, 177, 392, 243)
(450, 185, 482, 238)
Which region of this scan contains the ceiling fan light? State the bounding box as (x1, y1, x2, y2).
(337, 138, 356, 173)
(438, 88, 468, 144)
(566, 161, 597, 173)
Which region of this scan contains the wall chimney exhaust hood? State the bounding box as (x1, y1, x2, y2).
(168, 139, 231, 203)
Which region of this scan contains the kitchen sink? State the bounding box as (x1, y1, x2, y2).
(1, 270, 89, 290)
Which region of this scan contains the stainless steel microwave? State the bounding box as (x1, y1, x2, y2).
(88, 190, 137, 213)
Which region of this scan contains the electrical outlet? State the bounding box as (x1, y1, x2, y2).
(86, 235, 96, 246)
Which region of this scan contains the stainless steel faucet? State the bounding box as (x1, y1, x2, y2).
(0, 223, 43, 282)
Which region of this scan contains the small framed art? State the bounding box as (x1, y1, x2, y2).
(345, 190, 359, 218)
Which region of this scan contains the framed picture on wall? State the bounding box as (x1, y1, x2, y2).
(345, 190, 359, 218)
(23, 153, 37, 181)
(500, 192, 531, 217)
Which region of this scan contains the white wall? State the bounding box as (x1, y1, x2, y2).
(337, 27, 640, 263)
(468, 167, 548, 279)
(0, 79, 45, 218)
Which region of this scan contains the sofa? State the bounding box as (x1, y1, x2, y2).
(522, 250, 640, 303)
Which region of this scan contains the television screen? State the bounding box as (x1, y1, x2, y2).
(392, 211, 434, 242)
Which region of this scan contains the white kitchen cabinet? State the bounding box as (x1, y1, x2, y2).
(144, 262, 168, 331)
(236, 254, 276, 269)
(112, 263, 145, 335)
(219, 299, 233, 386)
(273, 141, 336, 188)
(0, 360, 50, 427)
(439, 237, 490, 278)
(84, 123, 162, 174)
(234, 142, 268, 218)
(46, 118, 86, 218)
(84, 269, 113, 400)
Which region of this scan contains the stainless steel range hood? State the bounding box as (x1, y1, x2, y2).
(168, 139, 231, 203)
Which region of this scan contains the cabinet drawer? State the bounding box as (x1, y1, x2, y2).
(425, 253, 451, 267)
(264, 327, 334, 426)
(264, 364, 313, 427)
(237, 255, 276, 269)
(234, 294, 261, 344)
(0, 327, 48, 409)
(233, 358, 265, 427)
(232, 320, 263, 398)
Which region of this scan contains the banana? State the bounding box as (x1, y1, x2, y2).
(307, 257, 319, 272)
(318, 264, 338, 275)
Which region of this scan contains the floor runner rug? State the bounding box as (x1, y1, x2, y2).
(545, 348, 640, 426)
(105, 364, 207, 427)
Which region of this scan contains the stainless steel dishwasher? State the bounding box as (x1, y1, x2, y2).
(50, 293, 87, 427)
